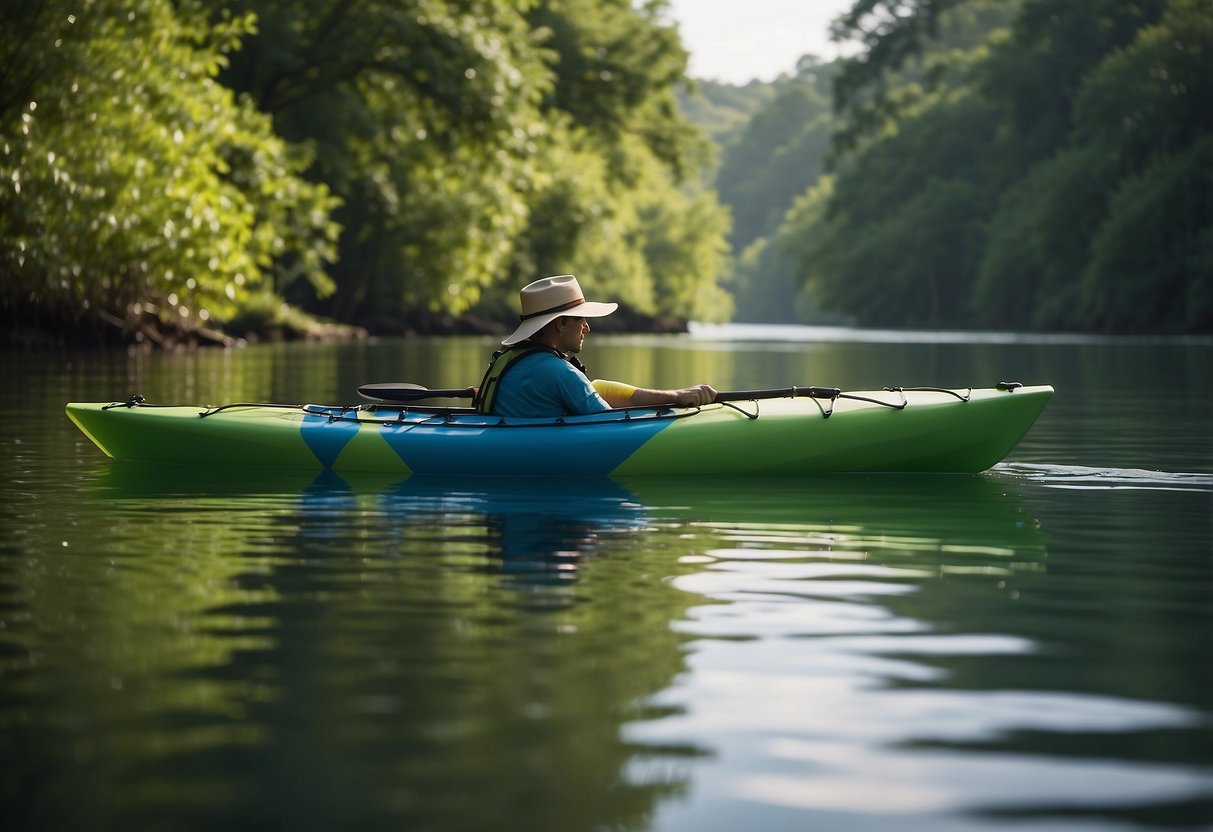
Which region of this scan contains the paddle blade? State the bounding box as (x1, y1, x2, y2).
(357, 383, 476, 403)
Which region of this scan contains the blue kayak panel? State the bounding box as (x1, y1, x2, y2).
(377, 413, 675, 477)
(300, 410, 363, 469)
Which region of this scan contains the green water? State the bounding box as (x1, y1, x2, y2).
(2, 327, 1211, 831)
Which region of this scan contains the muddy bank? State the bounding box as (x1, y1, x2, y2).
(4, 302, 687, 351)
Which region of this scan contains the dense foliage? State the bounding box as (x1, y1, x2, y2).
(681, 0, 1209, 332)
(1, 0, 731, 342)
(780, 0, 1211, 332)
(710, 58, 837, 322)
(5, 0, 1208, 340)
(508, 0, 731, 325)
(1, 0, 339, 341)
(675, 78, 777, 150)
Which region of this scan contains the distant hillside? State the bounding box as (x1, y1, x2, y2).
(676, 79, 777, 156)
(678, 59, 841, 323)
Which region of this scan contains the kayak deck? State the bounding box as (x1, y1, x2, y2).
(66, 384, 1054, 477)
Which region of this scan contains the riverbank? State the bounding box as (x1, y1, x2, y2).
(2, 301, 689, 351)
(2, 303, 367, 351)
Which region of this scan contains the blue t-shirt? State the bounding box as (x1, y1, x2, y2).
(491, 352, 611, 418)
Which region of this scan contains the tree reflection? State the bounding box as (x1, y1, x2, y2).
(7, 465, 705, 831)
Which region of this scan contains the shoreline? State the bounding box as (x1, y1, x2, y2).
(1, 304, 691, 352)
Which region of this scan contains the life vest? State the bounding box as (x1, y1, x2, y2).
(473, 341, 590, 414)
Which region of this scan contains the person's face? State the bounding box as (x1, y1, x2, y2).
(555, 315, 589, 353)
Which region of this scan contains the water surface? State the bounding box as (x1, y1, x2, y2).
(2, 327, 1210, 830)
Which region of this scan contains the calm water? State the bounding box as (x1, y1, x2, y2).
(2, 326, 1210, 831)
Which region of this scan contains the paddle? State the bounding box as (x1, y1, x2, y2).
(357, 383, 476, 403)
(357, 382, 843, 405)
(715, 386, 842, 403)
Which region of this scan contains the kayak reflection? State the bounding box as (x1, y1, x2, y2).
(625, 473, 1047, 567)
(366, 476, 650, 605)
(94, 464, 652, 604)
(95, 463, 1048, 582)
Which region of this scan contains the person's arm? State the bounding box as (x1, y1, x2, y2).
(593, 379, 717, 408)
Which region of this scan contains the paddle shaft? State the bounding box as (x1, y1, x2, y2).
(358, 383, 476, 402)
(715, 386, 841, 403)
(359, 382, 842, 404)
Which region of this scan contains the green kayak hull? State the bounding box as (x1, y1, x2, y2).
(66, 384, 1053, 478)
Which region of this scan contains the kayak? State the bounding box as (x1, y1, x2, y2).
(66, 383, 1052, 478)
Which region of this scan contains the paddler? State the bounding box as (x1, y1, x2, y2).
(473, 274, 716, 418)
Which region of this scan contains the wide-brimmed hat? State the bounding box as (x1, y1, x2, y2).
(502, 274, 618, 345)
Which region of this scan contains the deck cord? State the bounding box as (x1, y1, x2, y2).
(103, 383, 1009, 423)
(199, 402, 313, 417)
(886, 386, 971, 402)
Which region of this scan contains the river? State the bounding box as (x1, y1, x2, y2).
(2, 325, 1210, 830)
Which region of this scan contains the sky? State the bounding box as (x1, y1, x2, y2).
(663, 0, 859, 85)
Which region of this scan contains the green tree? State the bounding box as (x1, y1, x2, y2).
(1072, 0, 1211, 164)
(974, 0, 1210, 332)
(796, 87, 1000, 326)
(675, 78, 777, 150)
(1073, 0, 1213, 332)
(774, 0, 1210, 333)
(978, 0, 1168, 171)
(685, 58, 836, 323)
(830, 0, 969, 114)
(828, 0, 1008, 153)
(527, 0, 700, 180)
(215, 0, 551, 327)
(1081, 138, 1212, 332)
(508, 0, 730, 323)
(730, 236, 805, 323)
(973, 145, 1119, 330)
(0, 0, 338, 340)
(715, 77, 833, 250)
(216, 0, 731, 329)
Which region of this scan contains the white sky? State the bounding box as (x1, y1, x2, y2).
(663, 0, 858, 85)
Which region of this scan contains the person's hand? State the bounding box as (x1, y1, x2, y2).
(674, 384, 717, 407)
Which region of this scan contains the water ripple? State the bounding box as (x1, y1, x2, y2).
(993, 462, 1213, 492)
